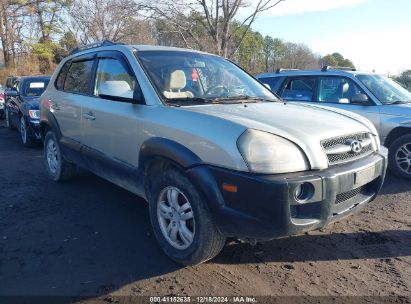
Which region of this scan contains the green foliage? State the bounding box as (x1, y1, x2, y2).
(393, 70, 411, 89)
(322, 53, 355, 68)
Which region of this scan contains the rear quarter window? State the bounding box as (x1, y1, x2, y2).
(55, 61, 71, 90)
(259, 77, 280, 91)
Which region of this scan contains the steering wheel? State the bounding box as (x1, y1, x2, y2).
(204, 85, 229, 97)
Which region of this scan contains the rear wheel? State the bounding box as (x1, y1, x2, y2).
(149, 168, 226, 265)
(44, 131, 77, 182)
(5, 108, 14, 130)
(388, 134, 411, 180)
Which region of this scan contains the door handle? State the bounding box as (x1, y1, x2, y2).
(83, 112, 96, 120)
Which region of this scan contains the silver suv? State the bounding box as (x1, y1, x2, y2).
(40, 42, 387, 265)
(256, 67, 411, 179)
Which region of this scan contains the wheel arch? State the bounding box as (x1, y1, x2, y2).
(139, 137, 203, 199)
(40, 112, 62, 141)
(384, 126, 411, 148)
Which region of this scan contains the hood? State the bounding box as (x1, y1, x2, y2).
(183, 102, 375, 170)
(21, 96, 40, 110)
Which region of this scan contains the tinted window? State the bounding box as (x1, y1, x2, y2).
(259, 77, 280, 91)
(23, 79, 50, 96)
(55, 61, 70, 90)
(318, 77, 366, 104)
(64, 60, 94, 94)
(94, 58, 136, 99)
(282, 78, 315, 101)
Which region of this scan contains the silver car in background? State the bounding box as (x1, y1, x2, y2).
(257, 67, 411, 179)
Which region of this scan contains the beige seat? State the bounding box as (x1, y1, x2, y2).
(163, 70, 193, 99)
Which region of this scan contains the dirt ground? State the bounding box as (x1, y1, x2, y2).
(0, 122, 410, 303)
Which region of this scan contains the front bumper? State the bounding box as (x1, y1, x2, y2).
(186, 152, 387, 240)
(27, 119, 41, 140)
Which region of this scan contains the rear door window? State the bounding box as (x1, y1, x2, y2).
(64, 60, 94, 94)
(282, 77, 316, 101)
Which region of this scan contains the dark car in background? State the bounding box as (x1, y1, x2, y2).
(0, 84, 5, 119)
(5, 76, 50, 147)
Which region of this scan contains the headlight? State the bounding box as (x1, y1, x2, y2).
(371, 134, 381, 151)
(237, 129, 310, 174)
(28, 110, 40, 119)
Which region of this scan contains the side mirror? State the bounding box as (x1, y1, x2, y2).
(263, 83, 271, 90)
(351, 93, 369, 104)
(6, 89, 18, 97)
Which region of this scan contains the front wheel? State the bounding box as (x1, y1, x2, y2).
(44, 131, 77, 182)
(149, 168, 226, 265)
(388, 134, 411, 180)
(20, 116, 35, 147)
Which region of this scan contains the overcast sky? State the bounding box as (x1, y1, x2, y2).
(244, 0, 411, 75)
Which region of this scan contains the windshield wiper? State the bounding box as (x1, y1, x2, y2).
(211, 95, 276, 103)
(164, 97, 213, 106)
(386, 100, 411, 105)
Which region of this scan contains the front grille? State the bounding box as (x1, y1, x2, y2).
(335, 185, 365, 204)
(322, 133, 374, 165)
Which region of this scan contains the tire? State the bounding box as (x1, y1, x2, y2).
(44, 131, 77, 182)
(149, 168, 226, 265)
(388, 134, 411, 180)
(5, 108, 14, 130)
(20, 116, 35, 147)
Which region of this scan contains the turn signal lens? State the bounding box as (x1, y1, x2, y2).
(222, 183, 238, 193)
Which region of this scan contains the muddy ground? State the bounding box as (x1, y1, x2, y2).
(0, 123, 410, 303)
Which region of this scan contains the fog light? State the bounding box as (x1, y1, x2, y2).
(294, 182, 314, 202)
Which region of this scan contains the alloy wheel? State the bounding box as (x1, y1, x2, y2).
(157, 186, 195, 250)
(20, 117, 27, 144)
(46, 139, 59, 174)
(395, 143, 411, 175)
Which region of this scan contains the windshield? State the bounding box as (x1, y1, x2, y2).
(357, 74, 411, 104)
(23, 79, 50, 97)
(137, 50, 278, 105)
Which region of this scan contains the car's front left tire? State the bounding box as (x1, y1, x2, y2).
(388, 134, 411, 180)
(20, 116, 35, 147)
(148, 168, 226, 265)
(44, 131, 77, 182)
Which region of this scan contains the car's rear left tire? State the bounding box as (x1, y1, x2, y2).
(5, 108, 14, 130)
(388, 134, 411, 180)
(148, 168, 226, 265)
(44, 131, 77, 182)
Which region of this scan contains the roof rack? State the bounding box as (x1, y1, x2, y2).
(321, 65, 356, 72)
(276, 68, 300, 73)
(70, 40, 124, 55)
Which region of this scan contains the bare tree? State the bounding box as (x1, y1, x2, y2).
(69, 0, 154, 45)
(146, 0, 285, 58)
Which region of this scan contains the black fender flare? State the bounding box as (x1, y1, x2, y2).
(40, 112, 62, 141)
(139, 137, 226, 210)
(139, 137, 203, 169)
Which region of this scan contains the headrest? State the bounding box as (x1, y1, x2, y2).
(99, 80, 133, 99)
(342, 82, 349, 94)
(169, 70, 186, 90)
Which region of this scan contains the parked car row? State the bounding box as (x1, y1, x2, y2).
(2, 42, 390, 265)
(3, 75, 50, 146)
(256, 67, 411, 180)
